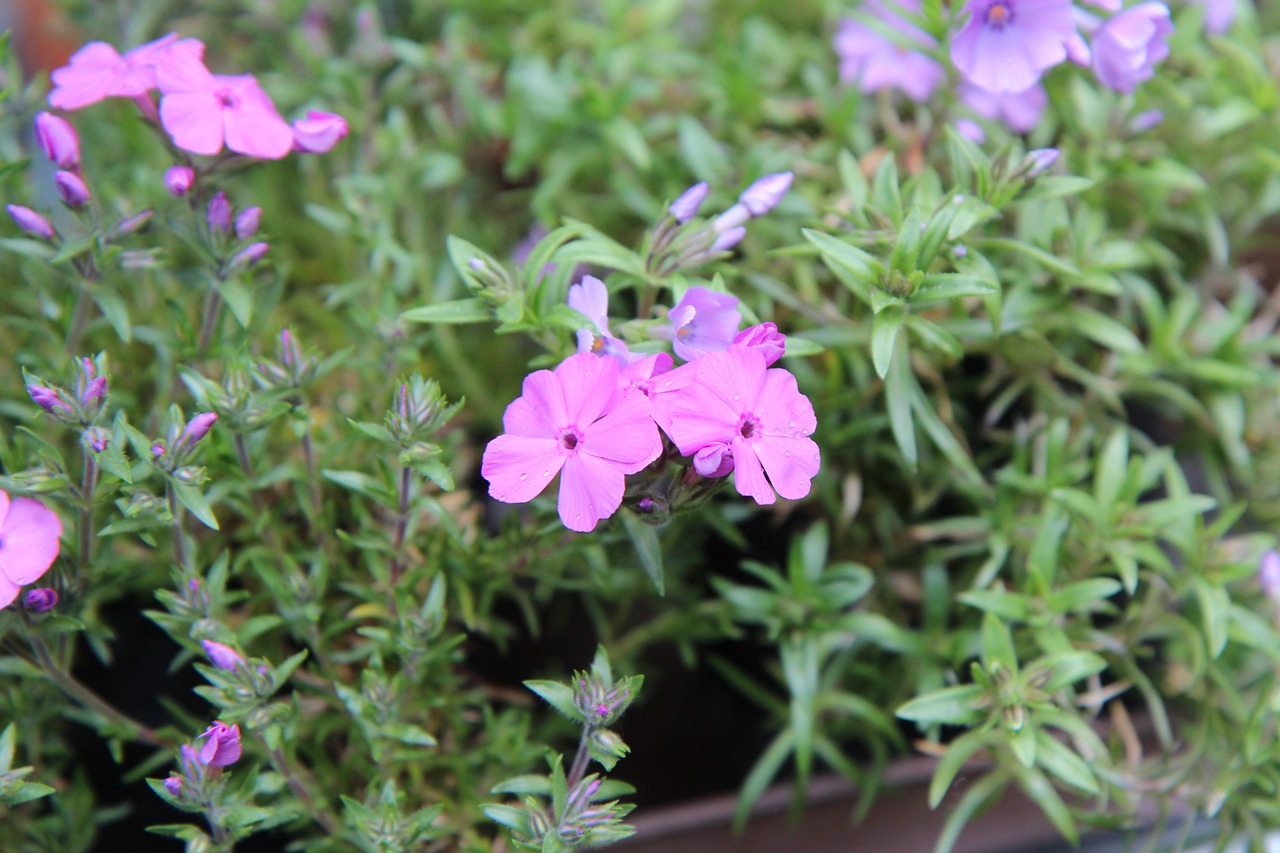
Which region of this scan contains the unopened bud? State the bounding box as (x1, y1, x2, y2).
(732, 322, 786, 366)
(234, 207, 262, 239)
(34, 112, 80, 170)
(201, 639, 245, 672)
(165, 165, 195, 197)
(110, 210, 154, 238)
(206, 192, 231, 233)
(24, 588, 58, 613)
(710, 226, 746, 253)
(669, 182, 709, 223)
(737, 171, 792, 216)
(1022, 148, 1059, 178)
(228, 241, 269, 271)
(54, 170, 90, 208)
(83, 426, 110, 453)
(27, 384, 71, 414)
(7, 205, 56, 240)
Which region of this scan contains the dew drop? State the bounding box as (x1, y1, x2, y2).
(543, 470, 552, 477)
(788, 420, 795, 427)
(784, 451, 791, 457)
(733, 394, 740, 401)
(575, 513, 582, 521)
(519, 473, 528, 481)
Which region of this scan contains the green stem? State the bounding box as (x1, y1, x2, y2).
(388, 465, 412, 610)
(566, 727, 594, 791)
(77, 453, 98, 576)
(197, 286, 223, 358)
(267, 743, 338, 834)
(167, 484, 189, 571)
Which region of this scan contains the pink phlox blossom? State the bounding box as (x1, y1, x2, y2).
(48, 33, 189, 110)
(0, 490, 63, 609)
(157, 44, 294, 159)
(197, 721, 241, 766)
(482, 353, 663, 532)
(291, 110, 349, 153)
(655, 286, 742, 362)
(959, 82, 1049, 134)
(1191, 0, 1235, 34)
(951, 0, 1079, 93)
(834, 0, 945, 101)
(665, 345, 820, 506)
(616, 353, 675, 401)
(568, 275, 640, 365)
(1091, 2, 1173, 93)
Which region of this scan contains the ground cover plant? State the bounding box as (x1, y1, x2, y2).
(2, 0, 1280, 851)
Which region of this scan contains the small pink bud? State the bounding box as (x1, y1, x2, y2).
(291, 110, 349, 153)
(234, 206, 262, 239)
(197, 721, 241, 767)
(201, 639, 245, 672)
(27, 384, 71, 413)
(24, 588, 58, 613)
(110, 210, 154, 238)
(55, 170, 90, 208)
(7, 205, 56, 240)
(34, 112, 80, 170)
(228, 241, 269, 270)
(207, 192, 231, 233)
(164, 165, 195, 197)
(178, 412, 218, 449)
(732, 322, 786, 366)
(84, 426, 110, 453)
(162, 775, 182, 797)
(279, 328, 300, 367)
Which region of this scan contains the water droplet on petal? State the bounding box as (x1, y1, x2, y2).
(784, 451, 790, 457)
(519, 473, 528, 481)
(543, 471, 552, 477)
(789, 420, 795, 427)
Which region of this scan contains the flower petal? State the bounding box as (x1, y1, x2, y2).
(160, 93, 226, 155)
(730, 437, 775, 505)
(0, 572, 19, 610)
(556, 353, 617, 428)
(666, 378, 740, 456)
(558, 453, 625, 532)
(754, 435, 821, 501)
(221, 75, 294, 159)
(482, 434, 564, 504)
(504, 369, 567, 436)
(0, 498, 62, 586)
(581, 391, 662, 473)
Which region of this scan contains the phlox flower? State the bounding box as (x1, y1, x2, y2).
(569, 275, 638, 365)
(733, 323, 786, 366)
(951, 0, 1079, 93)
(48, 33, 187, 110)
(482, 353, 662, 532)
(197, 721, 241, 766)
(655, 286, 742, 362)
(0, 490, 63, 609)
(1091, 2, 1173, 93)
(665, 346, 820, 506)
(292, 111, 349, 153)
(834, 0, 945, 101)
(1191, 0, 1236, 33)
(959, 82, 1048, 134)
(157, 43, 294, 159)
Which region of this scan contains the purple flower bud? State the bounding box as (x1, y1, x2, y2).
(732, 322, 786, 366)
(197, 721, 241, 767)
(234, 206, 262, 240)
(164, 165, 195, 197)
(84, 426, 110, 453)
(279, 328, 300, 367)
(34, 112, 80, 170)
(468, 258, 486, 271)
(1260, 550, 1280, 599)
(7, 205, 56, 240)
(228, 241, 269, 271)
(693, 442, 735, 478)
(737, 171, 792, 216)
(201, 639, 245, 672)
(256, 664, 269, 676)
(1128, 108, 1163, 133)
(162, 775, 182, 797)
(54, 170, 90, 209)
(81, 377, 107, 405)
(151, 442, 166, 458)
(712, 203, 750, 233)
(24, 588, 58, 613)
(953, 244, 969, 259)
(291, 110, 349, 153)
(710, 226, 746, 253)
(27, 384, 71, 413)
(669, 182, 709, 223)
(1024, 148, 1060, 177)
(111, 210, 154, 237)
(178, 413, 218, 449)
(207, 192, 231, 233)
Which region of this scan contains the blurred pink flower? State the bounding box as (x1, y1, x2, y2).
(0, 491, 63, 609)
(834, 0, 945, 101)
(951, 0, 1078, 93)
(482, 353, 662, 532)
(291, 111, 349, 153)
(48, 33, 189, 110)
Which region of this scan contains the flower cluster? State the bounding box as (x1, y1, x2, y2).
(159, 721, 242, 802)
(48, 33, 347, 160)
(482, 267, 819, 532)
(834, 0, 1183, 137)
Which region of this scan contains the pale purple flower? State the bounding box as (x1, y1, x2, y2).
(34, 112, 80, 170)
(110, 210, 153, 237)
(568, 275, 638, 366)
(48, 33, 187, 110)
(8, 206, 56, 240)
(24, 588, 58, 613)
(201, 639, 245, 672)
(1091, 3, 1173, 94)
(234, 207, 262, 239)
(291, 110, 349, 153)
(833, 1, 945, 101)
(54, 171, 90, 209)
(665, 346, 820, 505)
(733, 323, 786, 366)
(1128, 108, 1164, 133)
(481, 353, 662, 532)
(657, 286, 742, 362)
(1261, 550, 1280, 599)
(0, 490, 63, 609)
(1192, 0, 1235, 34)
(669, 182, 709, 223)
(164, 165, 195, 196)
(197, 721, 241, 766)
(951, 0, 1078, 93)
(959, 82, 1048, 134)
(157, 45, 294, 159)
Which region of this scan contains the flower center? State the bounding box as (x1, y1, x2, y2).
(560, 428, 581, 452)
(215, 88, 240, 109)
(739, 415, 759, 441)
(984, 1, 1013, 28)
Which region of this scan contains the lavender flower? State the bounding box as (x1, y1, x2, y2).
(27, 385, 71, 414)
(234, 206, 262, 239)
(197, 721, 241, 767)
(207, 191, 231, 233)
(228, 241, 269, 271)
(175, 412, 217, 452)
(658, 286, 742, 362)
(1091, 2, 1173, 93)
(1260, 550, 1280, 600)
(951, 0, 1079, 93)
(201, 639, 245, 672)
(710, 226, 746, 253)
(959, 82, 1048, 134)
(833, 0, 945, 101)
(737, 172, 793, 217)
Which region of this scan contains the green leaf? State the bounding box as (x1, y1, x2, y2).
(621, 512, 664, 595)
(910, 273, 997, 304)
(1195, 578, 1230, 659)
(803, 228, 879, 282)
(934, 771, 1008, 853)
(732, 728, 794, 832)
(871, 305, 905, 379)
(1034, 730, 1099, 794)
(677, 116, 729, 183)
(523, 680, 579, 721)
(981, 612, 1017, 672)
(1066, 307, 1142, 354)
(889, 208, 924, 273)
(885, 338, 917, 466)
(870, 154, 903, 223)
(1047, 579, 1122, 614)
(1038, 651, 1108, 692)
(1015, 767, 1078, 845)
(171, 482, 218, 530)
(401, 298, 492, 325)
(896, 685, 986, 725)
(928, 729, 997, 808)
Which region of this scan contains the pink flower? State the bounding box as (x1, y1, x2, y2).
(569, 275, 639, 365)
(291, 111, 349, 153)
(665, 346, 820, 506)
(0, 491, 63, 609)
(157, 46, 294, 159)
(655, 286, 742, 362)
(959, 82, 1049, 134)
(482, 353, 662, 532)
(1091, 2, 1173, 93)
(834, 1, 945, 101)
(197, 721, 241, 766)
(951, 0, 1078, 93)
(733, 323, 786, 366)
(48, 34, 188, 110)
